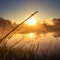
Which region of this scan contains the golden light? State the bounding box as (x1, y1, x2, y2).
(28, 33, 35, 38)
(26, 17, 37, 26)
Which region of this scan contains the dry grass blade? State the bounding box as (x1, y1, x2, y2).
(0, 11, 38, 42)
(10, 38, 24, 49)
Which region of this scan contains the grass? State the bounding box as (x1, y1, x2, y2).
(0, 39, 60, 60)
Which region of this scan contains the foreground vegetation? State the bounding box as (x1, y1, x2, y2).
(0, 42, 60, 60)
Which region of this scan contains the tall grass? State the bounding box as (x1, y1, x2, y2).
(0, 38, 60, 60)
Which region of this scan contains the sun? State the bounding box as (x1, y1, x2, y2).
(26, 17, 37, 26)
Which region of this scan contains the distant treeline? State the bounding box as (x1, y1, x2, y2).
(0, 17, 60, 34)
(44, 18, 60, 32)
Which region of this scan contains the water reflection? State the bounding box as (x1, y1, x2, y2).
(27, 33, 35, 38)
(52, 32, 60, 38)
(6, 31, 60, 54)
(7, 32, 59, 44)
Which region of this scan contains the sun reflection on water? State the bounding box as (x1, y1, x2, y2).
(7, 32, 60, 51)
(27, 33, 35, 38)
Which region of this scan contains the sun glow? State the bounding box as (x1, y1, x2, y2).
(28, 33, 35, 38)
(26, 17, 37, 26)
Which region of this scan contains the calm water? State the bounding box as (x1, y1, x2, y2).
(7, 32, 60, 53)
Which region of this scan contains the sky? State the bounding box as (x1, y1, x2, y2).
(0, 0, 60, 23)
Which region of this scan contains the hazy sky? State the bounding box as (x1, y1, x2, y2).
(0, 0, 60, 23)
